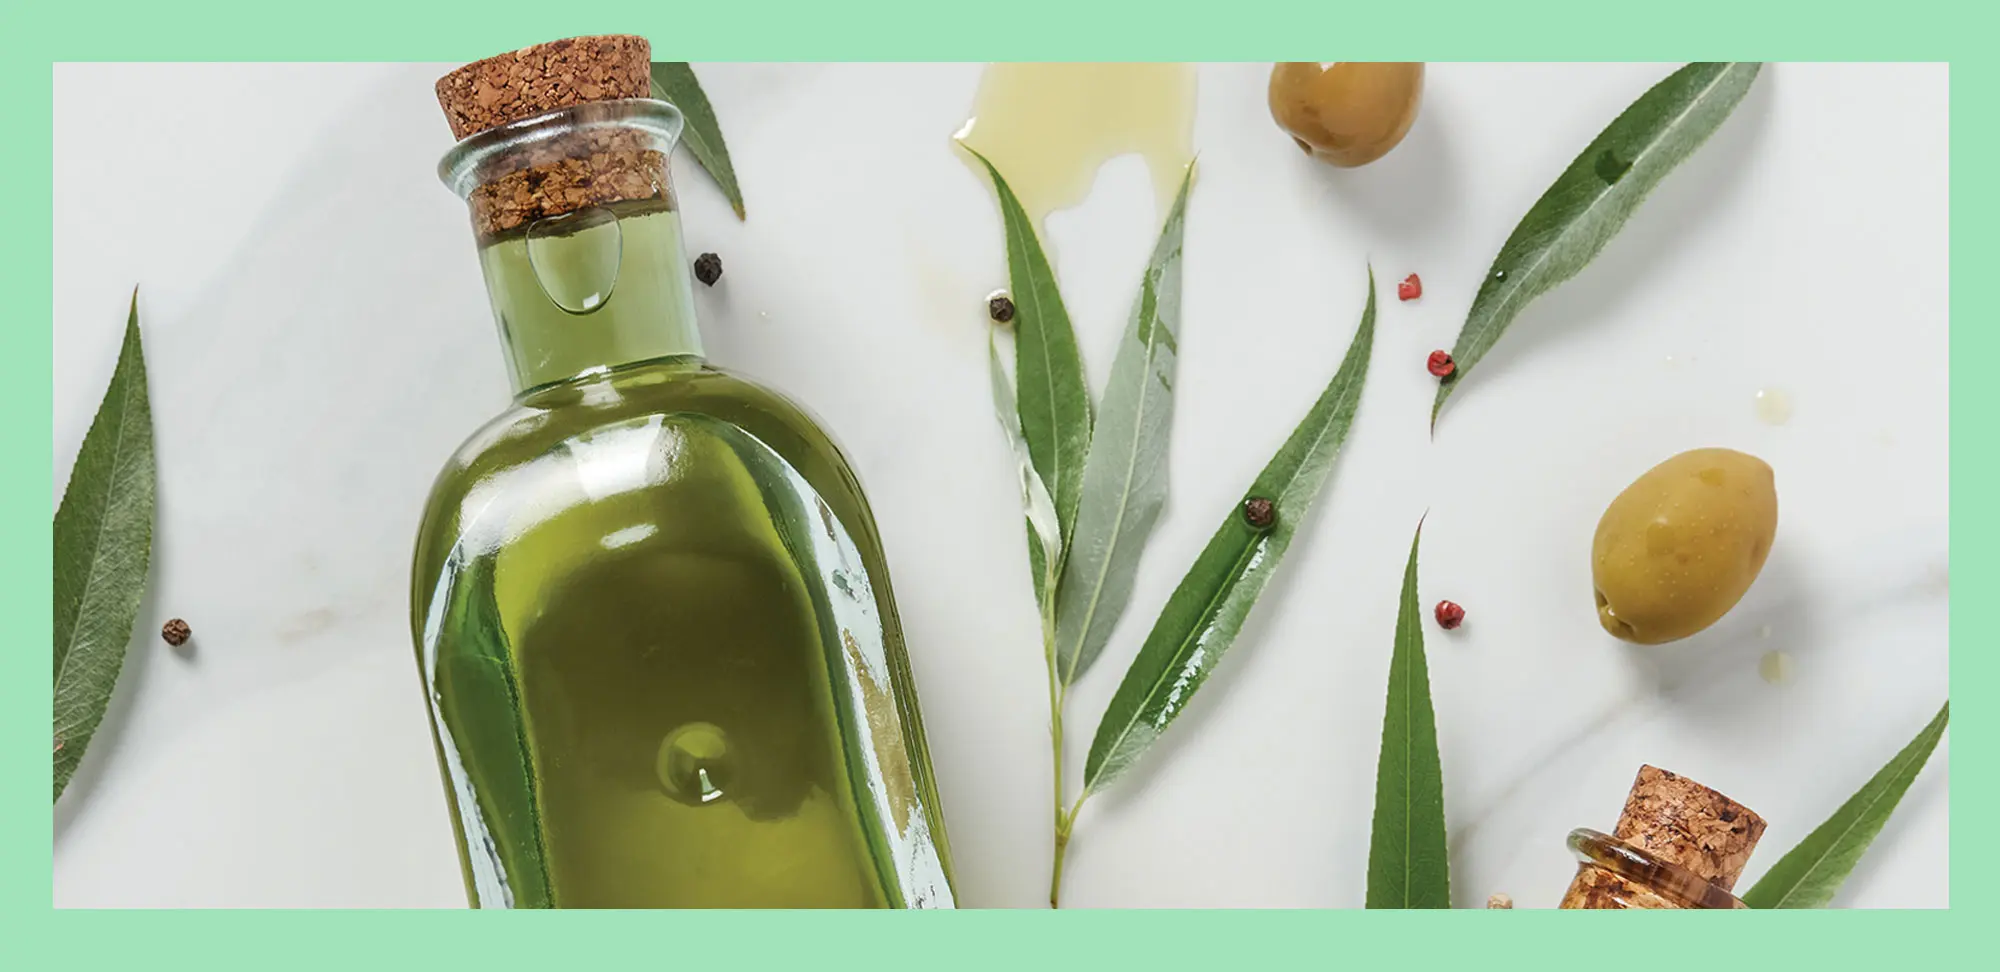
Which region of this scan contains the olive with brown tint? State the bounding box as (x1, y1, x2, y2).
(1268, 63, 1425, 168)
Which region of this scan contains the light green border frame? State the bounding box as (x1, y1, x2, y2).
(10, 0, 1982, 961)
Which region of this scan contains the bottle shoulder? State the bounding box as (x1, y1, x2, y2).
(414, 362, 876, 576)
(430, 364, 826, 481)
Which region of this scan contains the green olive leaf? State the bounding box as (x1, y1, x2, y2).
(1433, 62, 1762, 426)
(54, 291, 156, 802)
(650, 62, 745, 220)
(1053, 165, 1193, 686)
(989, 331, 1064, 611)
(1365, 521, 1450, 908)
(429, 552, 552, 907)
(1742, 702, 1948, 909)
(966, 147, 1093, 575)
(1082, 270, 1375, 795)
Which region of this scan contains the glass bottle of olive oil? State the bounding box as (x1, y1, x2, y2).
(411, 37, 954, 909)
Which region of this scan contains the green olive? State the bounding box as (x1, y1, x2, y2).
(1591, 448, 1778, 645)
(1268, 63, 1424, 168)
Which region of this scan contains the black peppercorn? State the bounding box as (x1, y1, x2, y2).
(988, 294, 1016, 324)
(1242, 496, 1277, 530)
(693, 252, 723, 286)
(162, 618, 191, 647)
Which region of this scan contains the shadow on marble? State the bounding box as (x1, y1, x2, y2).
(1301, 76, 1463, 244)
(1631, 540, 1815, 700)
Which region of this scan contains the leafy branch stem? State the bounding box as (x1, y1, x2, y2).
(1042, 591, 1073, 907)
(1049, 789, 1090, 907)
(1043, 587, 1094, 908)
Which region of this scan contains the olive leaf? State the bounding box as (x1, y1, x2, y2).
(989, 331, 1064, 610)
(1082, 270, 1376, 795)
(54, 291, 156, 802)
(1365, 522, 1450, 908)
(650, 62, 745, 220)
(431, 552, 552, 907)
(1742, 702, 1949, 909)
(1052, 165, 1193, 686)
(1433, 62, 1762, 426)
(966, 147, 1093, 577)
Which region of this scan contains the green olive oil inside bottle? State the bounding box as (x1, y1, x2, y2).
(411, 84, 953, 908)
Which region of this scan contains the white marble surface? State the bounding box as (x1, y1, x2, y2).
(52, 63, 1948, 908)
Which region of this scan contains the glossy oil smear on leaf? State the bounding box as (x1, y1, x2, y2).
(1083, 270, 1375, 794)
(1742, 702, 1948, 909)
(1365, 523, 1449, 908)
(965, 146, 1093, 562)
(1433, 62, 1762, 426)
(1053, 164, 1193, 686)
(989, 332, 1064, 611)
(54, 291, 156, 802)
(651, 62, 745, 219)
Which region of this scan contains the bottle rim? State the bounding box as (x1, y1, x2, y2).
(437, 98, 686, 200)
(1566, 827, 1748, 909)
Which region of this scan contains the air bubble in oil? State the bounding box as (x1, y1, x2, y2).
(657, 721, 734, 806)
(527, 206, 623, 314)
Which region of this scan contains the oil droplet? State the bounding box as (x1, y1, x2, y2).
(1754, 388, 1793, 426)
(656, 721, 733, 806)
(527, 206, 623, 314)
(1758, 650, 1794, 685)
(953, 63, 1196, 227)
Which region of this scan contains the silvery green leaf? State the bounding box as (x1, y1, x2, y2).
(966, 147, 1093, 559)
(1434, 62, 1762, 426)
(990, 332, 1063, 609)
(54, 291, 155, 802)
(1053, 166, 1193, 686)
(1083, 270, 1376, 794)
(1742, 702, 1948, 909)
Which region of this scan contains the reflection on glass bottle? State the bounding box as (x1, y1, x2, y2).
(411, 36, 954, 909)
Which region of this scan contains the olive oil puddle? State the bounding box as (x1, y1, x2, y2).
(953, 63, 1197, 227)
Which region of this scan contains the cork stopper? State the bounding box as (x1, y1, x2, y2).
(434, 36, 675, 241)
(1560, 765, 1765, 909)
(435, 35, 652, 140)
(1612, 764, 1765, 889)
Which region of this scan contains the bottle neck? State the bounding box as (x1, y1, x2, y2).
(476, 199, 704, 395)
(1562, 828, 1746, 909)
